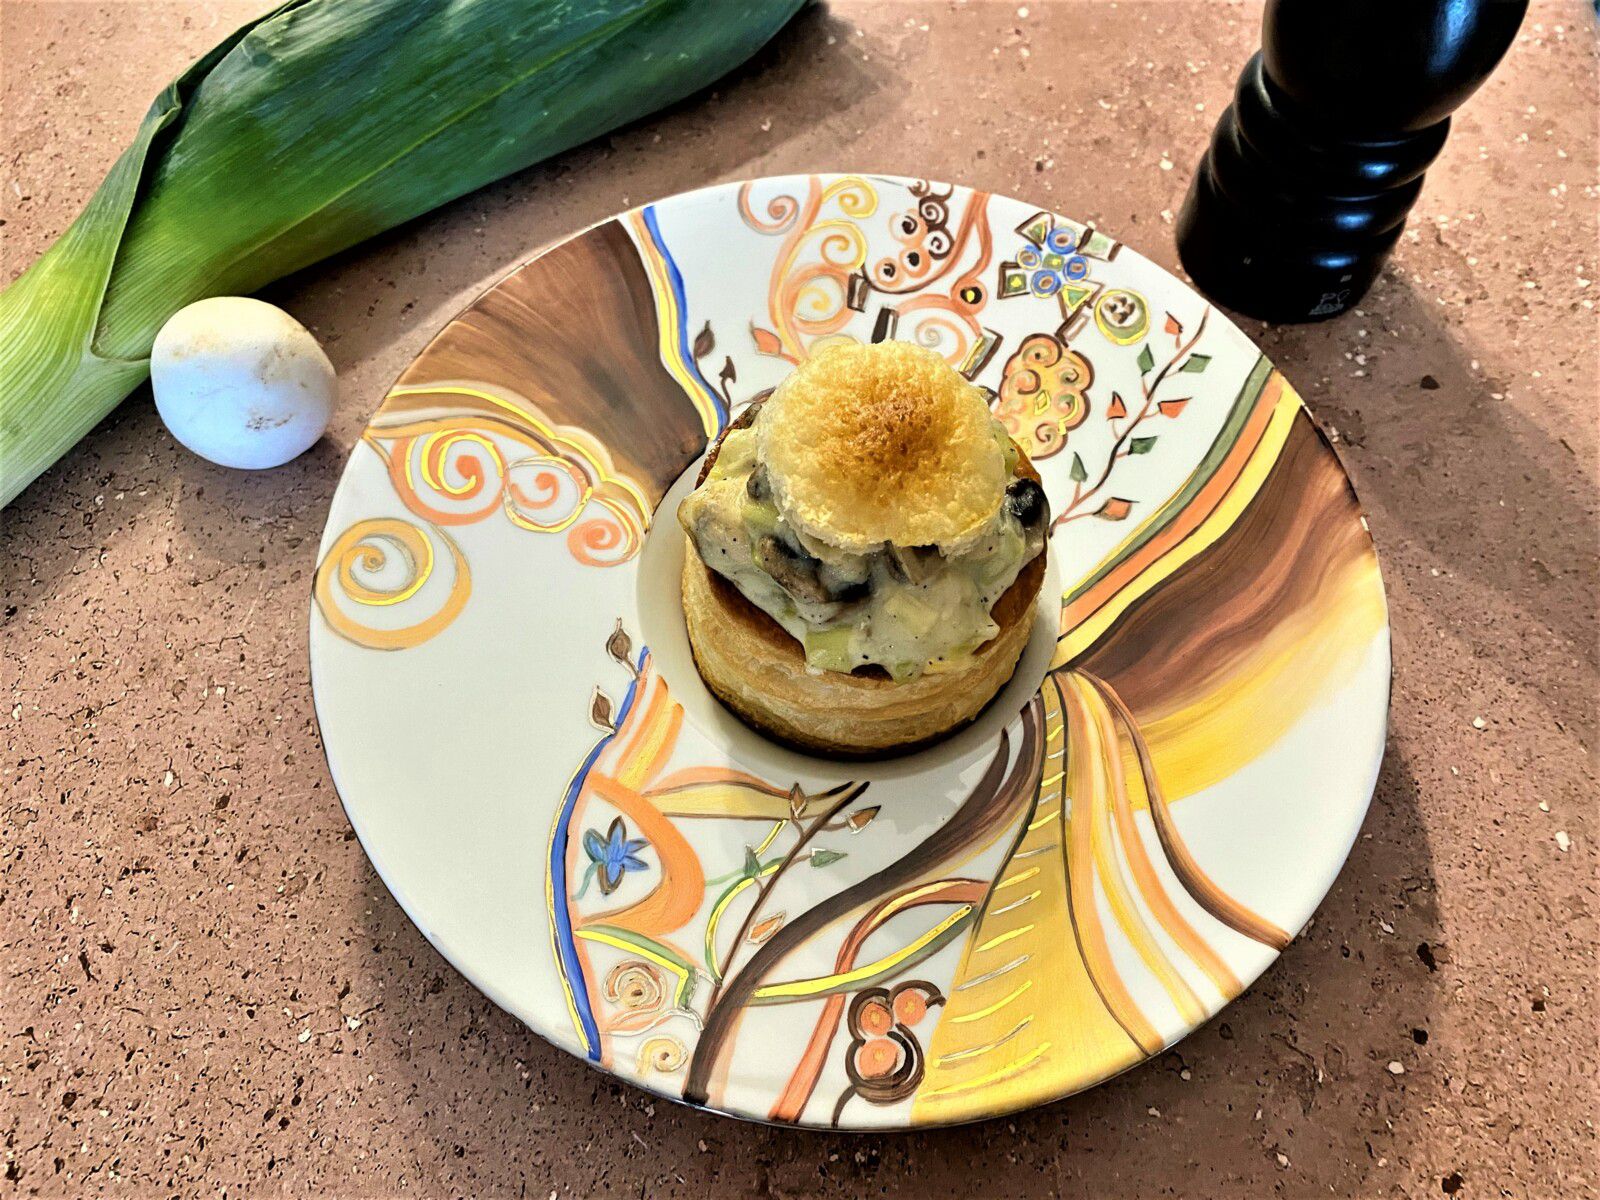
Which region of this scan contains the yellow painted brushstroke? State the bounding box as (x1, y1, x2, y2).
(1054, 389, 1300, 667)
(936, 1018, 1032, 1063)
(1089, 678, 1243, 1001)
(615, 690, 680, 792)
(920, 1043, 1052, 1100)
(993, 866, 1040, 892)
(753, 820, 785, 858)
(949, 980, 1033, 1024)
(624, 209, 722, 439)
(1026, 809, 1059, 832)
(1119, 553, 1386, 804)
(386, 384, 651, 517)
(976, 924, 1035, 954)
(1059, 676, 1165, 1057)
(751, 905, 973, 999)
(914, 681, 1144, 1124)
(575, 928, 691, 1005)
(1063, 674, 1208, 1029)
(647, 781, 796, 820)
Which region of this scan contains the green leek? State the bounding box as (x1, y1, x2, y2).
(0, 0, 803, 507)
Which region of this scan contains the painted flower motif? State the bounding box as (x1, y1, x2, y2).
(1000, 223, 1090, 301)
(993, 332, 1094, 459)
(581, 816, 649, 897)
(831, 980, 946, 1124)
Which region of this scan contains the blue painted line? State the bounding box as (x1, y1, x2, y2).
(642, 204, 727, 433)
(549, 646, 649, 1060)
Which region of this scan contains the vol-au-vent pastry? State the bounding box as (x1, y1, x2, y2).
(677, 340, 1049, 756)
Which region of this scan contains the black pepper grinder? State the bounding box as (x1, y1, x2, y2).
(1176, 0, 1527, 323)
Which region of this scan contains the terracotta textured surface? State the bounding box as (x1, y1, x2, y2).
(3, 2, 1596, 1196)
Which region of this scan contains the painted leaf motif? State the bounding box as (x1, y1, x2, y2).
(719, 356, 737, 387)
(1106, 393, 1127, 420)
(1136, 345, 1155, 375)
(749, 913, 785, 944)
(606, 620, 633, 668)
(1069, 453, 1089, 484)
(589, 687, 615, 732)
(1164, 313, 1182, 338)
(809, 848, 847, 868)
(845, 806, 880, 833)
(693, 321, 715, 360)
(751, 325, 785, 356)
(1157, 398, 1190, 417)
(788, 783, 809, 822)
(1128, 437, 1158, 455)
(1179, 353, 1211, 374)
(743, 845, 763, 879)
(1096, 498, 1134, 521)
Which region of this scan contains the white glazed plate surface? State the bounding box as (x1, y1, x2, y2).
(310, 175, 1389, 1129)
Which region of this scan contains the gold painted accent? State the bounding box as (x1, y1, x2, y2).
(704, 867, 777, 978)
(949, 979, 1032, 1024)
(921, 1043, 1052, 1099)
(387, 384, 652, 518)
(313, 518, 470, 651)
(1026, 808, 1059, 832)
(914, 678, 1143, 1123)
(936, 1018, 1032, 1064)
(626, 208, 723, 438)
(576, 928, 691, 1004)
(751, 905, 973, 1000)
(990, 890, 1041, 917)
(993, 866, 1040, 892)
(976, 924, 1035, 954)
(418, 430, 501, 497)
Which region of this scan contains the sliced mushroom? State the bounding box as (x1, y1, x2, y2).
(888, 543, 943, 585)
(1004, 478, 1049, 528)
(755, 535, 834, 606)
(746, 465, 770, 502)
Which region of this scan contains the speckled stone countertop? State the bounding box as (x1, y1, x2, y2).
(3, 2, 1596, 1197)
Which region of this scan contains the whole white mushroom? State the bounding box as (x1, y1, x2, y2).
(151, 296, 335, 469)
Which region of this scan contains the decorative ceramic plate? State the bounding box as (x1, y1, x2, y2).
(310, 174, 1389, 1130)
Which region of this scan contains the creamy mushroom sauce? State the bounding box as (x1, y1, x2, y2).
(678, 422, 1048, 681)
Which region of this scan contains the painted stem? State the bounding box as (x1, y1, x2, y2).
(1054, 308, 1212, 529)
(698, 782, 868, 1014)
